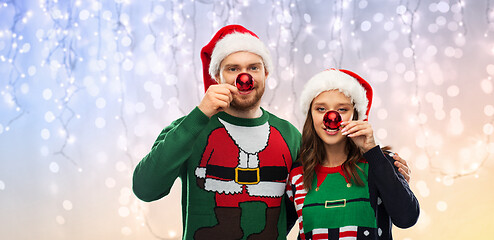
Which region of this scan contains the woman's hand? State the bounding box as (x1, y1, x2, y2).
(340, 120, 377, 152)
(340, 121, 412, 183)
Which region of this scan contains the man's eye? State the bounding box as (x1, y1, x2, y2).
(250, 66, 259, 71)
(228, 67, 238, 71)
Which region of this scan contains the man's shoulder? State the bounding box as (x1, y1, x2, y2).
(263, 109, 297, 128)
(263, 110, 301, 142)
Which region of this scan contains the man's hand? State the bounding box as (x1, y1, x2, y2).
(391, 153, 411, 183)
(198, 84, 238, 118)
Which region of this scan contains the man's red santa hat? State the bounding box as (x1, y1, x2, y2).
(201, 25, 273, 91)
(299, 69, 373, 121)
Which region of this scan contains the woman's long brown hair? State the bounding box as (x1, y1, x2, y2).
(299, 105, 367, 191)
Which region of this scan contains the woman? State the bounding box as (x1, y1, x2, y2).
(287, 69, 420, 239)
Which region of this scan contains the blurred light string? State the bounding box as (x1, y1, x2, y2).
(399, 0, 492, 180)
(455, 0, 467, 36)
(134, 0, 166, 238)
(434, 0, 494, 181)
(189, 0, 201, 101)
(326, 0, 344, 69)
(40, 0, 83, 170)
(350, 0, 362, 60)
(487, 0, 494, 35)
(442, 0, 494, 179)
(266, 0, 303, 126)
(135, 0, 193, 239)
(112, 0, 135, 168)
(1, 0, 28, 132)
(212, 0, 234, 27)
(398, 0, 425, 168)
(154, 0, 188, 115)
(397, 0, 420, 84)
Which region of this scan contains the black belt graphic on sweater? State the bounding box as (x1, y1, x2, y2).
(206, 165, 288, 184)
(303, 198, 370, 209)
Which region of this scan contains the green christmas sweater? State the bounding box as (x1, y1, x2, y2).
(287, 146, 420, 239)
(133, 107, 301, 240)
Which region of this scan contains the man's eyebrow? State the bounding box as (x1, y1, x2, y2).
(249, 61, 264, 66)
(222, 64, 239, 68)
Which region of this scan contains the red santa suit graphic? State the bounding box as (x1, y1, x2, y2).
(195, 118, 292, 208)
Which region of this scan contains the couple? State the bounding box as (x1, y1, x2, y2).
(132, 25, 419, 240)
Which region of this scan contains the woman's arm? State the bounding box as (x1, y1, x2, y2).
(364, 146, 420, 228)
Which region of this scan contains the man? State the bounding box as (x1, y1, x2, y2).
(132, 25, 411, 240)
(133, 25, 301, 240)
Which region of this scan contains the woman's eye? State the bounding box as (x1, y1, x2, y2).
(316, 107, 326, 112)
(338, 108, 348, 112)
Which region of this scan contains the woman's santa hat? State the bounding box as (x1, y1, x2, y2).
(299, 69, 373, 120)
(200, 24, 273, 91)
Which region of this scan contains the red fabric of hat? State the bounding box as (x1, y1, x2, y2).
(338, 69, 373, 120)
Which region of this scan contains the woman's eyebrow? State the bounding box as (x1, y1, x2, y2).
(337, 103, 353, 107)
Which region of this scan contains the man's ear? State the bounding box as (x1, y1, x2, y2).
(215, 74, 221, 83)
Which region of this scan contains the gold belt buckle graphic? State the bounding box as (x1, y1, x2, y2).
(325, 199, 347, 208)
(235, 167, 260, 185)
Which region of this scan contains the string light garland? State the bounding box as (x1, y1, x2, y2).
(401, 1, 493, 181)
(265, 0, 304, 127)
(487, 0, 494, 36)
(1, 0, 29, 133)
(328, 0, 345, 69)
(40, 0, 85, 170)
(109, 0, 136, 169)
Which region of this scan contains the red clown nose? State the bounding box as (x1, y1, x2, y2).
(323, 111, 342, 130)
(235, 73, 254, 91)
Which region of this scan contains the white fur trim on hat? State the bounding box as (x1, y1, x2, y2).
(299, 70, 369, 120)
(208, 32, 273, 81)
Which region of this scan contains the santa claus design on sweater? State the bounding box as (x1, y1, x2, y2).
(194, 117, 292, 239)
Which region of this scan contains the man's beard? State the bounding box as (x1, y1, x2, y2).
(219, 73, 265, 111)
(230, 87, 264, 111)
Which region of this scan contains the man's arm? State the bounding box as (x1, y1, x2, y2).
(132, 107, 209, 202)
